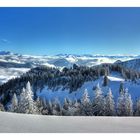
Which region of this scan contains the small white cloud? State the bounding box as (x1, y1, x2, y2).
(1, 39, 8, 43)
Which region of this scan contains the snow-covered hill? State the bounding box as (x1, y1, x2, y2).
(37, 72, 140, 104)
(0, 111, 140, 133)
(1, 60, 140, 107)
(119, 59, 140, 71)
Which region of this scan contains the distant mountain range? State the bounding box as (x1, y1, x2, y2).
(0, 51, 140, 84)
(0, 51, 140, 68)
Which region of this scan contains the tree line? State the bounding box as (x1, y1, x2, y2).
(1, 81, 139, 116)
(0, 63, 140, 106)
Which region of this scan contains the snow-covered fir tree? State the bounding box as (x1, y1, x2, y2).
(93, 83, 105, 116)
(18, 82, 37, 114)
(124, 89, 133, 116)
(62, 98, 81, 116)
(62, 98, 71, 116)
(67, 99, 81, 116)
(72, 99, 81, 115)
(62, 98, 70, 115)
(73, 99, 80, 108)
(18, 88, 26, 113)
(0, 103, 5, 111)
(10, 93, 18, 112)
(36, 97, 43, 114)
(48, 100, 53, 114)
(67, 106, 79, 116)
(41, 99, 50, 115)
(63, 98, 69, 110)
(81, 89, 90, 105)
(26, 81, 34, 99)
(80, 89, 93, 116)
(105, 88, 115, 116)
(135, 99, 140, 116)
(117, 88, 133, 116)
(52, 98, 62, 115)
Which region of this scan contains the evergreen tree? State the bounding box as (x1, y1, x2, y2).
(36, 97, 43, 114)
(26, 81, 34, 99)
(125, 89, 133, 116)
(117, 93, 125, 116)
(18, 82, 37, 114)
(62, 98, 74, 116)
(105, 67, 110, 76)
(18, 88, 26, 113)
(64, 99, 80, 116)
(0, 103, 5, 111)
(119, 82, 124, 94)
(80, 89, 92, 116)
(121, 68, 127, 80)
(42, 99, 50, 115)
(10, 93, 18, 112)
(117, 88, 133, 116)
(81, 89, 90, 105)
(103, 75, 108, 86)
(67, 106, 79, 116)
(47, 100, 53, 115)
(93, 83, 105, 116)
(135, 99, 140, 116)
(62, 98, 81, 116)
(63, 98, 69, 110)
(105, 88, 115, 116)
(52, 98, 62, 115)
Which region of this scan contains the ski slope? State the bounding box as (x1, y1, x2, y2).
(0, 111, 140, 133)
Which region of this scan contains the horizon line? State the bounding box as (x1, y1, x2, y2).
(0, 50, 139, 57)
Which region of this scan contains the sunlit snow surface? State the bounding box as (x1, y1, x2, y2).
(107, 76, 125, 82)
(0, 111, 140, 133)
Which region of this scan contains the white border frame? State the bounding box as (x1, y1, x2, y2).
(0, 0, 140, 139)
(0, 0, 140, 7)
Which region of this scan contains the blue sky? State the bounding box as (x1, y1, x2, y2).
(0, 7, 140, 55)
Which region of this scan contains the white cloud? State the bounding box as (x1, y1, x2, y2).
(1, 39, 8, 43)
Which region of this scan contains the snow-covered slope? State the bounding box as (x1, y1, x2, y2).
(0, 111, 140, 133)
(119, 59, 140, 71)
(37, 72, 140, 104)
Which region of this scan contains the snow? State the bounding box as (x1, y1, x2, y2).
(65, 55, 78, 63)
(37, 72, 140, 104)
(107, 76, 125, 82)
(120, 58, 140, 71)
(41, 63, 55, 68)
(9, 68, 30, 72)
(37, 81, 96, 104)
(0, 111, 140, 132)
